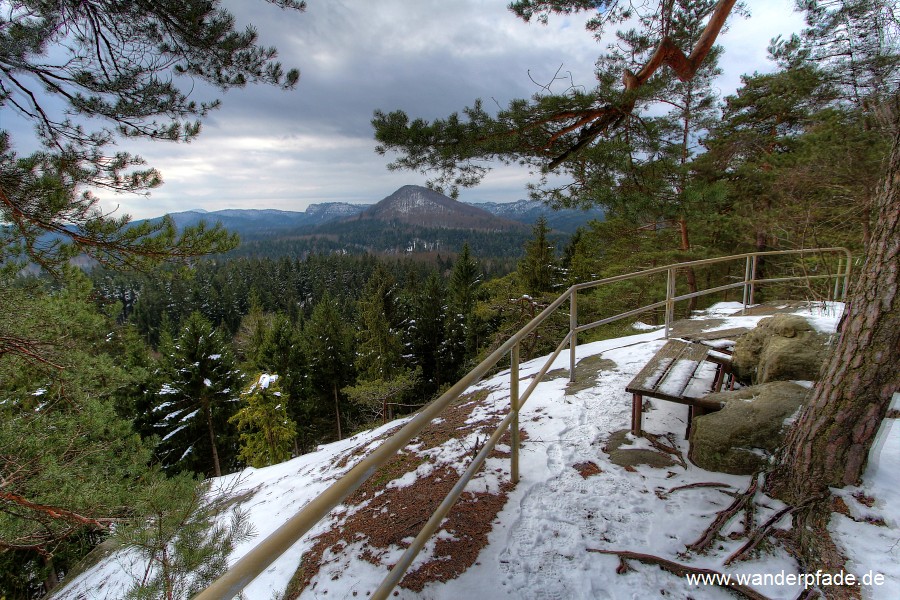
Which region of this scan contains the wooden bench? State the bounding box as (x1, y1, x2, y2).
(626, 339, 731, 436)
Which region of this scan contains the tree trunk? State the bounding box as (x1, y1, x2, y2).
(204, 403, 222, 477)
(333, 384, 343, 441)
(678, 217, 699, 312)
(42, 556, 59, 594)
(767, 119, 900, 504)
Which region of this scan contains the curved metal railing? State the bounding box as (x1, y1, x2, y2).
(196, 247, 851, 600)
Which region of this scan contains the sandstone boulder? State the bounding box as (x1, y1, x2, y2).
(732, 315, 828, 384)
(688, 381, 809, 475)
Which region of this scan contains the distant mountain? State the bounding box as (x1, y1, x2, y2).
(469, 200, 605, 234)
(154, 202, 365, 240)
(348, 185, 528, 232)
(305, 202, 366, 225)
(129, 186, 600, 259)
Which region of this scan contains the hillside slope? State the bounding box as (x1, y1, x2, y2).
(53, 302, 900, 600)
(351, 185, 528, 231)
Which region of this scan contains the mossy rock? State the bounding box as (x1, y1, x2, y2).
(732, 315, 828, 384)
(688, 382, 809, 475)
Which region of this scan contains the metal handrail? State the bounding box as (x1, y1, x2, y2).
(196, 247, 851, 600)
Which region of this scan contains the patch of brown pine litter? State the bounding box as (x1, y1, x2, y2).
(282, 389, 525, 599)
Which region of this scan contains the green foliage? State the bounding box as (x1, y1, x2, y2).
(119, 475, 255, 599)
(698, 64, 886, 257)
(355, 265, 403, 382)
(230, 374, 296, 468)
(373, 1, 728, 207)
(473, 271, 567, 362)
(301, 294, 354, 440)
(772, 0, 900, 110)
(448, 243, 482, 316)
(518, 217, 560, 294)
(0, 269, 175, 596)
(407, 271, 451, 393)
(343, 369, 421, 425)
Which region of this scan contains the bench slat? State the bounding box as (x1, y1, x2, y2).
(626, 339, 709, 401)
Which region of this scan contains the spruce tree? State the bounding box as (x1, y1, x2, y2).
(229, 374, 296, 468)
(518, 217, 558, 294)
(301, 294, 353, 440)
(409, 271, 450, 393)
(444, 243, 484, 379)
(148, 312, 243, 477)
(355, 265, 403, 382)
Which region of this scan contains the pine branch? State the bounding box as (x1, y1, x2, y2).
(0, 491, 117, 530)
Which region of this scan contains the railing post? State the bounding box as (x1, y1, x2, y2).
(742, 256, 752, 313)
(665, 268, 675, 338)
(569, 288, 577, 383)
(833, 256, 842, 301)
(750, 254, 759, 305)
(841, 251, 851, 302)
(510, 343, 520, 485)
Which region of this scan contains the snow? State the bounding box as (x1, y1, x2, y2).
(631, 321, 663, 331)
(251, 373, 278, 390)
(53, 301, 899, 600)
(829, 392, 900, 599)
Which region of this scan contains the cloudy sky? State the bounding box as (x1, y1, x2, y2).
(8, 0, 809, 220)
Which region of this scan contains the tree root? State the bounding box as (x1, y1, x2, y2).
(586, 548, 771, 600)
(688, 473, 759, 552)
(724, 495, 823, 566)
(657, 481, 733, 500)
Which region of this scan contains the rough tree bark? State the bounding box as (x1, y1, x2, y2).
(767, 119, 900, 502)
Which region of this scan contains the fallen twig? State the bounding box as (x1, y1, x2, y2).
(645, 432, 687, 469)
(586, 548, 770, 600)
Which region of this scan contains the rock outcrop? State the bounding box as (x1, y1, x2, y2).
(732, 315, 829, 384)
(688, 382, 809, 474)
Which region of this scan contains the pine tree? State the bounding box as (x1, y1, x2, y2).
(230, 374, 296, 468)
(772, 0, 900, 110)
(119, 475, 255, 599)
(0, 269, 184, 595)
(148, 312, 243, 477)
(0, 1, 305, 273)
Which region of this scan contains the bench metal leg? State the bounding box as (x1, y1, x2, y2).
(687, 405, 709, 438)
(713, 364, 724, 392)
(631, 393, 643, 436)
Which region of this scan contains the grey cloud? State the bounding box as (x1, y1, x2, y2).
(5, 0, 805, 219)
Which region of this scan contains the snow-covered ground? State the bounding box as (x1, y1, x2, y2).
(54, 302, 900, 600)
